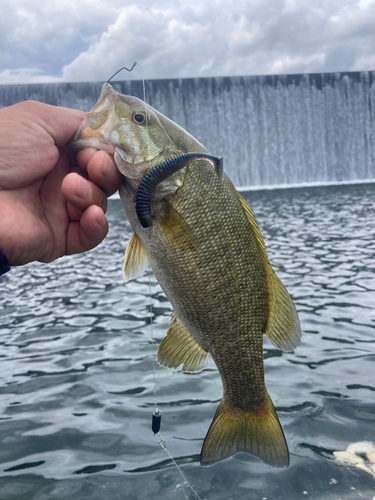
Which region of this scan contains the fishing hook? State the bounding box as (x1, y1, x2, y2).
(107, 62, 139, 83)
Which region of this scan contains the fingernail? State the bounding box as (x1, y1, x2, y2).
(96, 209, 107, 227)
(76, 177, 92, 199)
(101, 155, 115, 178)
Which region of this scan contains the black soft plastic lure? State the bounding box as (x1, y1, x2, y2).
(135, 153, 223, 228)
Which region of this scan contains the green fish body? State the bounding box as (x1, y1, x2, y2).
(71, 84, 301, 467)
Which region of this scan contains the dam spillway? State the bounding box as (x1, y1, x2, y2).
(1, 71, 374, 189)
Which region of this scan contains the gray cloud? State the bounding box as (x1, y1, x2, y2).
(0, 0, 122, 82)
(1, 0, 375, 84)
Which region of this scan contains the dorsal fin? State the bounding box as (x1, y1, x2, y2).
(237, 193, 301, 352)
(237, 193, 267, 251)
(122, 231, 148, 282)
(264, 269, 301, 352)
(156, 313, 208, 373)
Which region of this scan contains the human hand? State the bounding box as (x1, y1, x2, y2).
(0, 101, 122, 267)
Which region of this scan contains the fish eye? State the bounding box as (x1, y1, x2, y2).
(133, 112, 147, 125)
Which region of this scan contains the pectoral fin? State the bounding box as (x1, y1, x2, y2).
(122, 231, 148, 282)
(156, 314, 208, 373)
(156, 201, 197, 251)
(237, 193, 301, 353)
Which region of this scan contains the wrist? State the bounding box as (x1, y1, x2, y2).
(0, 250, 10, 276)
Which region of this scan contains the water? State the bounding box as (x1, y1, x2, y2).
(1, 71, 375, 188)
(1, 183, 374, 500)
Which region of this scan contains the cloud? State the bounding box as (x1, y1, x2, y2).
(0, 0, 122, 79)
(61, 0, 375, 82)
(1, 0, 375, 84)
(352, 53, 375, 71)
(266, 53, 327, 75)
(0, 68, 60, 84)
(61, 4, 225, 81)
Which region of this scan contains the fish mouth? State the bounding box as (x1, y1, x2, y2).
(69, 123, 164, 187)
(68, 123, 116, 155)
(115, 147, 164, 184)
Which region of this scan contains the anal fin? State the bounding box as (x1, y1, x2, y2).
(156, 314, 208, 373)
(123, 231, 148, 283)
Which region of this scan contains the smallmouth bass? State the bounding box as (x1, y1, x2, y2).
(70, 83, 302, 467)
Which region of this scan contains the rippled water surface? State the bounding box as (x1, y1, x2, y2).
(1, 184, 375, 500)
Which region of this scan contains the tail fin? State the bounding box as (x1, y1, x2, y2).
(200, 392, 289, 468)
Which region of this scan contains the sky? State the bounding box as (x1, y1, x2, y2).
(1, 0, 375, 84)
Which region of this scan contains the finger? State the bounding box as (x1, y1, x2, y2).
(66, 202, 82, 222)
(69, 165, 88, 179)
(76, 148, 98, 172)
(66, 205, 108, 255)
(11, 101, 85, 148)
(67, 146, 79, 167)
(62, 172, 107, 214)
(86, 150, 123, 197)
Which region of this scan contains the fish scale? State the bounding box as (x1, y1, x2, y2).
(148, 165, 268, 408)
(70, 82, 302, 468)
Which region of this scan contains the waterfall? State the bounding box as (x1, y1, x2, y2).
(1, 71, 374, 189)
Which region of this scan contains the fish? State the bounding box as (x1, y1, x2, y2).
(70, 83, 302, 468)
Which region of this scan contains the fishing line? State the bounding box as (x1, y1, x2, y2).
(137, 64, 158, 410)
(136, 64, 205, 500)
(148, 265, 157, 408)
(110, 62, 203, 499)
